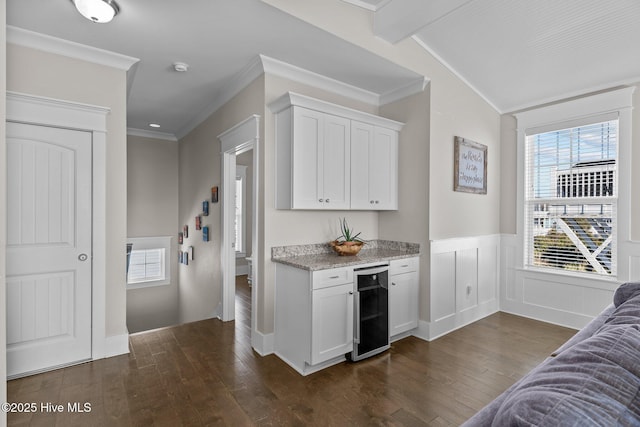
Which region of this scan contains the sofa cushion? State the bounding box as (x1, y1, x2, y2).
(491, 325, 640, 426)
(613, 281, 640, 307)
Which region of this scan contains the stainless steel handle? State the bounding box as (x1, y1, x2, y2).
(78, 253, 88, 261)
(330, 275, 340, 279)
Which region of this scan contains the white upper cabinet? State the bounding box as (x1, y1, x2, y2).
(290, 107, 351, 209)
(270, 92, 403, 210)
(351, 121, 398, 210)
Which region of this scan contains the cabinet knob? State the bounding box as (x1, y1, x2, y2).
(318, 198, 323, 203)
(349, 291, 354, 295)
(325, 199, 330, 203)
(375, 200, 379, 204)
(391, 282, 396, 286)
(370, 200, 374, 204)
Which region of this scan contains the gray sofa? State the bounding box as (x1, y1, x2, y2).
(462, 282, 640, 426)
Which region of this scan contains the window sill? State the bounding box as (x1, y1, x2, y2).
(516, 266, 620, 290)
(127, 280, 171, 290)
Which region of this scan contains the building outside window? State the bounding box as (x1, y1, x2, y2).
(525, 120, 618, 276)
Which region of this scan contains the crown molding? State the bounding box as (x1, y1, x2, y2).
(7, 26, 139, 71)
(380, 76, 429, 105)
(341, 0, 392, 12)
(127, 127, 178, 142)
(260, 55, 380, 106)
(175, 55, 265, 140)
(176, 54, 427, 139)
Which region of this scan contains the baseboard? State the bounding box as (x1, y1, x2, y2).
(252, 330, 274, 356)
(417, 300, 499, 341)
(103, 333, 130, 358)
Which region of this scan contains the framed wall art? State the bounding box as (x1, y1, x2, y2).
(454, 136, 487, 195)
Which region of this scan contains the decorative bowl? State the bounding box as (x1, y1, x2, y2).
(329, 240, 364, 256)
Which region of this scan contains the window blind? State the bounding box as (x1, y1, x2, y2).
(525, 120, 617, 276)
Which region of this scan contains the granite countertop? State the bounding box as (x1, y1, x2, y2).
(272, 240, 420, 271)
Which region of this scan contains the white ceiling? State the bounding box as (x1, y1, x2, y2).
(359, 0, 640, 112)
(6, 0, 423, 139)
(8, 0, 640, 139)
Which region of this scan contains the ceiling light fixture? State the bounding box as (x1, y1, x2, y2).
(173, 62, 189, 72)
(72, 0, 120, 24)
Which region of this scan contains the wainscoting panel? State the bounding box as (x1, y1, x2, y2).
(499, 234, 638, 330)
(427, 235, 500, 340)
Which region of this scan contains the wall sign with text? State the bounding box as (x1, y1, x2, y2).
(454, 136, 487, 194)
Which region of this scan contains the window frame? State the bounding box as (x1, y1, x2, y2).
(235, 165, 247, 258)
(514, 87, 634, 283)
(127, 236, 172, 289)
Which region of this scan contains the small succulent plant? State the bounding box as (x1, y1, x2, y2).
(335, 218, 363, 244)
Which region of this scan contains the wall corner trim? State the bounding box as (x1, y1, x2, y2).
(103, 333, 130, 358)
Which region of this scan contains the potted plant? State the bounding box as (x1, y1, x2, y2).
(330, 218, 365, 256)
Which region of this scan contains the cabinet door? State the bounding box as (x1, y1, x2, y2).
(369, 127, 398, 210)
(350, 121, 398, 210)
(350, 121, 373, 209)
(311, 283, 354, 364)
(389, 271, 419, 336)
(292, 107, 324, 209)
(321, 114, 351, 209)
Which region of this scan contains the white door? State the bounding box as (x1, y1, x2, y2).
(6, 122, 92, 378)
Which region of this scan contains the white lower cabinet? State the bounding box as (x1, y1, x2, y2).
(389, 257, 419, 337)
(274, 264, 354, 375)
(274, 257, 419, 375)
(311, 283, 354, 364)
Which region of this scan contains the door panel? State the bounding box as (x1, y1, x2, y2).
(6, 122, 92, 378)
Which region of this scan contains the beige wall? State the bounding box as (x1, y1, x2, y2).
(7, 44, 129, 338)
(126, 135, 179, 332)
(379, 89, 431, 319)
(178, 76, 265, 325)
(1, 0, 8, 417)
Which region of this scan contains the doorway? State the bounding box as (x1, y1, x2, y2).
(6, 92, 110, 378)
(219, 115, 260, 348)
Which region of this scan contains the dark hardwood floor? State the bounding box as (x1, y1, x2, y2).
(7, 276, 576, 426)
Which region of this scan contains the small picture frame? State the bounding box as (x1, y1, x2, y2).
(454, 136, 488, 195)
(203, 226, 209, 242)
(202, 200, 209, 216)
(183, 251, 188, 266)
(178, 232, 183, 244)
(195, 215, 201, 230)
(211, 186, 219, 203)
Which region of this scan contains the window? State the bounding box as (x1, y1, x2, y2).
(235, 165, 247, 256)
(525, 120, 617, 276)
(127, 236, 171, 288)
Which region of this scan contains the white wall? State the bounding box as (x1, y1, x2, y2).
(6, 44, 129, 340)
(126, 135, 179, 333)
